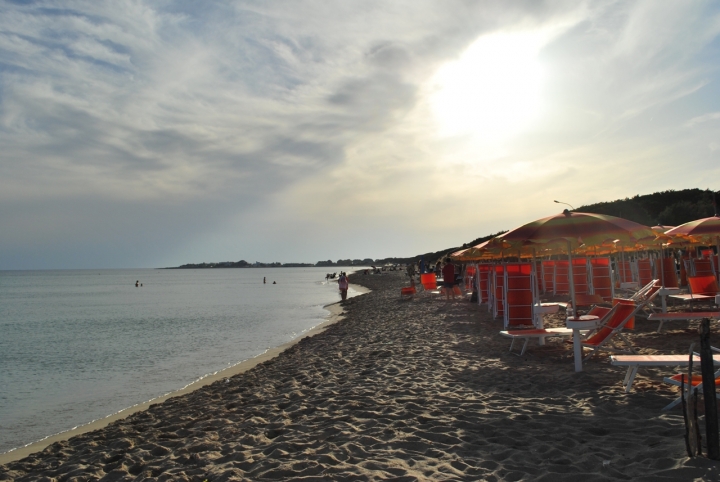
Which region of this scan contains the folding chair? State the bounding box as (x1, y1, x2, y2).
(578, 291, 660, 364)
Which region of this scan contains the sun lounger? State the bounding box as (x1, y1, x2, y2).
(647, 311, 720, 333)
(575, 290, 660, 366)
(660, 346, 720, 410)
(663, 371, 720, 411)
(668, 275, 720, 304)
(499, 328, 575, 356)
(611, 354, 706, 393)
(574, 294, 606, 306)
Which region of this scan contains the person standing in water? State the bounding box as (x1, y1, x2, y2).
(338, 272, 349, 301)
(263, 277, 266, 284)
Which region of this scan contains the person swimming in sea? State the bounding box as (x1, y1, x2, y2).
(135, 280, 139, 287)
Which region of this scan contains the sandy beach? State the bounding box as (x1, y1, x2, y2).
(2, 271, 720, 481)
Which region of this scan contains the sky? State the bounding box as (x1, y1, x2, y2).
(1, 0, 720, 269)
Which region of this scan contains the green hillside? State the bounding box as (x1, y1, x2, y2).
(577, 188, 718, 226)
(375, 188, 719, 265)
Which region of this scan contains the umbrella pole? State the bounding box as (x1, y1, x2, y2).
(716, 237, 720, 282)
(567, 239, 576, 319)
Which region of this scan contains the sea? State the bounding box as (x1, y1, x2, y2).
(0, 267, 365, 455)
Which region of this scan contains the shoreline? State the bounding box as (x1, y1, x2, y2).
(0, 282, 370, 466)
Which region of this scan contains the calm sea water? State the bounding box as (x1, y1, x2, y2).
(0, 267, 364, 454)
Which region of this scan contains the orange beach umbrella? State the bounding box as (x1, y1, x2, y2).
(665, 216, 720, 275)
(497, 210, 654, 317)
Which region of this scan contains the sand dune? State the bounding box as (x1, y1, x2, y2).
(2, 271, 720, 481)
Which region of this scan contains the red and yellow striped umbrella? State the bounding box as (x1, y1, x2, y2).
(498, 210, 655, 250)
(665, 216, 720, 265)
(664, 216, 720, 241)
(497, 210, 654, 317)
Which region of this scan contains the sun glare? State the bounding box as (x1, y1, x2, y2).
(430, 32, 546, 140)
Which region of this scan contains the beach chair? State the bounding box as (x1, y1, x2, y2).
(419, 273, 437, 291)
(463, 265, 475, 293)
(542, 260, 555, 294)
(659, 257, 679, 288)
(611, 352, 720, 393)
(648, 311, 720, 333)
(400, 286, 416, 299)
(637, 258, 654, 288)
(590, 257, 614, 302)
(554, 260, 570, 295)
(615, 259, 636, 289)
(499, 328, 574, 356)
(680, 255, 690, 286)
(694, 258, 716, 278)
(492, 265, 505, 319)
(668, 275, 720, 304)
(500, 304, 609, 357)
(572, 258, 590, 297)
(576, 292, 659, 363)
(477, 264, 491, 305)
(663, 361, 720, 411)
(503, 263, 535, 328)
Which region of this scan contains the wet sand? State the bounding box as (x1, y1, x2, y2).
(1, 271, 720, 481)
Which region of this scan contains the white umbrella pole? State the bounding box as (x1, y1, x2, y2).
(567, 239, 576, 319)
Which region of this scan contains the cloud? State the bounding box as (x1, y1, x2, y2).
(1, 1, 720, 268)
(686, 111, 720, 127)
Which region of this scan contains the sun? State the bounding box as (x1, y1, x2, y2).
(429, 32, 546, 140)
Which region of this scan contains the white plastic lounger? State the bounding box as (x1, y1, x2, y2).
(611, 355, 704, 393)
(499, 328, 574, 356)
(647, 311, 720, 333)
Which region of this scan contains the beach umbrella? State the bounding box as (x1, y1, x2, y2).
(497, 210, 655, 317)
(665, 216, 720, 278)
(664, 216, 720, 240)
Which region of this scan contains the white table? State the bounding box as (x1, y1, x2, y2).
(566, 315, 600, 372)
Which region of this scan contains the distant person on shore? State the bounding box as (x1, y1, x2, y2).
(338, 273, 349, 301)
(406, 263, 416, 279)
(442, 258, 456, 300)
(434, 261, 442, 278)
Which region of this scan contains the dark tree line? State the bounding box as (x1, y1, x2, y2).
(578, 188, 719, 226)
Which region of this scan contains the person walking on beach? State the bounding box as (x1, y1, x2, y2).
(406, 263, 416, 279)
(442, 258, 456, 300)
(338, 272, 349, 301)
